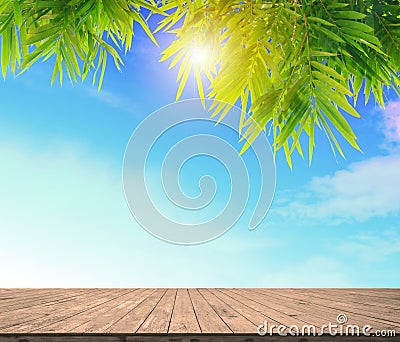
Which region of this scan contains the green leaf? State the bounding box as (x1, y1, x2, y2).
(13, 0, 22, 27)
(337, 20, 374, 33)
(2, 0, 397, 167)
(311, 61, 345, 81)
(333, 11, 366, 20)
(313, 25, 345, 43)
(308, 17, 334, 26)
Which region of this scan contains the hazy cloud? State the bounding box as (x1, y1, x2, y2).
(273, 155, 400, 224)
(337, 230, 400, 263)
(0, 141, 282, 287)
(263, 255, 350, 287)
(381, 99, 400, 148)
(86, 87, 139, 113)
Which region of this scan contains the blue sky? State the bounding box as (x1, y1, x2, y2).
(0, 24, 399, 287)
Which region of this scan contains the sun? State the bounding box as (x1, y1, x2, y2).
(190, 44, 212, 67)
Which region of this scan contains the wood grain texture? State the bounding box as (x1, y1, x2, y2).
(188, 289, 231, 333)
(168, 288, 201, 333)
(0, 335, 398, 342)
(0, 288, 399, 341)
(107, 288, 166, 333)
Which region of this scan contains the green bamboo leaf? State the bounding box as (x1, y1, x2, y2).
(13, 0, 22, 27)
(131, 11, 159, 47)
(318, 95, 360, 150)
(310, 50, 338, 57)
(308, 110, 316, 164)
(194, 64, 205, 106)
(176, 61, 192, 100)
(98, 49, 107, 91)
(336, 20, 374, 33)
(283, 140, 293, 169)
(327, 2, 349, 9)
(313, 74, 352, 97)
(1, 26, 11, 77)
(313, 25, 345, 43)
(333, 11, 366, 20)
(308, 17, 334, 26)
(25, 25, 61, 45)
(278, 102, 309, 147)
(323, 87, 361, 118)
(287, 110, 310, 155)
(311, 61, 345, 81)
(18, 38, 55, 71)
(317, 110, 345, 158)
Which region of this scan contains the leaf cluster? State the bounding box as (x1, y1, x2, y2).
(1, 0, 400, 166)
(0, 0, 159, 89)
(159, 0, 400, 166)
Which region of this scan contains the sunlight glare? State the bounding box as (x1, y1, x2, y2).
(191, 45, 211, 66)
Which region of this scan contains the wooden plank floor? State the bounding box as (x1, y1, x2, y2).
(0, 289, 399, 341)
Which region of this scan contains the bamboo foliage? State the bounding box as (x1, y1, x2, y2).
(1, 0, 399, 165)
(159, 0, 400, 166)
(0, 0, 160, 90)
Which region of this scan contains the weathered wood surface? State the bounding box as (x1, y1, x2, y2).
(0, 289, 398, 341)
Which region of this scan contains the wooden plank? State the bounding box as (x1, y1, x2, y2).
(0, 288, 59, 300)
(0, 289, 88, 312)
(0, 289, 130, 333)
(210, 288, 281, 330)
(0, 334, 398, 342)
(242, 288, 340, 326)
(168, 288, 201, 334)
(41, 289, 145, 333)
(0, 289, 49, 302)
(107, 288, 167, 333)
(0, 288, 398, 338)
(300, 289, 400, 307)
(286, 291, 400, 322)
(188, 289, 231, 334)
(227, 289, 318, 327)
(0, 289, 95, 317)
(137, 289, 176, 334)
(304, 289, 400, 309)
(34, 289, 135, 333)
(0, 289, 108, 332)
(0, 289, 87, 328)
(0, 335, 124, 342)
(331, 289, 400, 301)
(262, 289, 400, 328)
(251, 289, 400, 331)
(225, 288, 317, 328)
(76, 289, 157, 333)
(198, 289, 256, 333)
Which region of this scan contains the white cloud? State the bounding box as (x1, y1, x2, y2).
(381, 99, 400, 149)
(86, 87, 138, 113)
(337, 230, 400, 263)
(273, 154, 400, 224)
